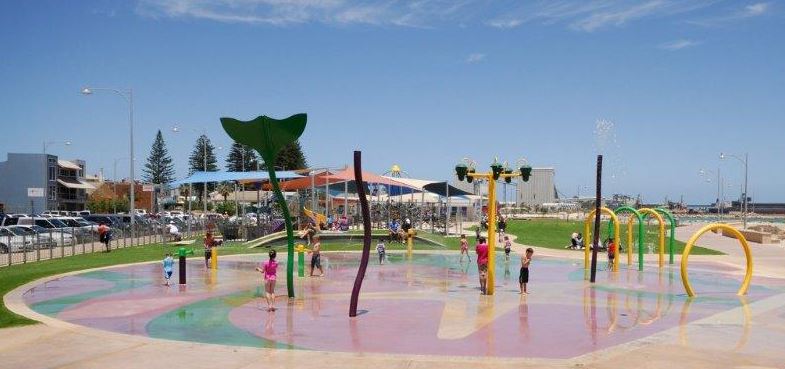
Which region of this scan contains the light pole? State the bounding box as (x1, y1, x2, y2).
(81, 87, 135, 233)
(42, 140, 71, 213)
(699, 168, 723, 222)
(720, 152, 749, 228)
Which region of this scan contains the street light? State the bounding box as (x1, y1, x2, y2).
(81, 86, 135, 233)
(720, 152, 749, 228)
(699, 168, 724, 222)
(42, 140, 71, 213)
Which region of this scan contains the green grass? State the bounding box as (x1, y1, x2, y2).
(506, 219, 724, 255)
(0, 239, 268, 328)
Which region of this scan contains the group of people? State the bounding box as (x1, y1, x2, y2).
(461, 234, 533, 295)
(568, 232, 618, 269)
(387, 218, 412, 243)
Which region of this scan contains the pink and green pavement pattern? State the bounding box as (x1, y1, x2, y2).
(22, 253, 785, 359)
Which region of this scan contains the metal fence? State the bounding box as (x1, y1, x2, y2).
(0, 222, 207, 267)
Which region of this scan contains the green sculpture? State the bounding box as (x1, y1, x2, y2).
(221, 114, 307, 298)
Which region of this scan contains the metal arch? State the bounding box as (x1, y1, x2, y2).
(638, 208, 666, 268)
(655, 208, 677, 265)
(583, 207, 621, 272)
(613, 206, 645, 271)
(681, 223, 753, 297)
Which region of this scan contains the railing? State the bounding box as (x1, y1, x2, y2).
(0, 222, 207, 267)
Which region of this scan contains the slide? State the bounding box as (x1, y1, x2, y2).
(303, 207, 327, 227)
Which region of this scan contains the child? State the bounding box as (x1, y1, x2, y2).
(162, 253, 174, 286)
(520, 248, 533, 294)
(376, 238, 386, 265)
(256, 250, 278, 312)
(475, 237, 489, 295)
(204, 232, 215, 268)
(310, 235, 324, 277)
(459, 234, 471, 262)
(606, 237, 616, 270)
(504, 235, 512, 261)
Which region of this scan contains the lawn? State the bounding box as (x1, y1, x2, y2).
(506, 219, 724, 255)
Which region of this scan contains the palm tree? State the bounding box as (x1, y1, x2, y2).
(216, 182, 233, 202)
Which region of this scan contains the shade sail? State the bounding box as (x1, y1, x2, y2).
(172, 171, 302, 186)
(422, 182, 473, 197)
(57, 178, 94, 190)
(324, 167, 414, 188)
(57, 160, 81, 170)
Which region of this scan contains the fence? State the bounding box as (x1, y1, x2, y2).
(0, 222, 207, 267)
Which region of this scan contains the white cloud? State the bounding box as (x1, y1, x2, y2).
(465, 53, 485, 64)
(688, 2, 770, 26)
(745, 2, 769, 16)
(487, 19, 523, 29)
(571, 1, 668, 32)
(659, 39, 699, 50)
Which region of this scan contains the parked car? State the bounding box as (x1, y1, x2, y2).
(4, 226, 57, 249)
(12, 224, 75, 247)
(0, 227, 34, 253)
(84, 214, 121, 227)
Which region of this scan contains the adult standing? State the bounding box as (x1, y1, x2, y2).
(475, 236, 489, 294)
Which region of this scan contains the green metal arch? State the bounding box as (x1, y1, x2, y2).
(613, 206, 645, 271)
(655, 208, 677, 264)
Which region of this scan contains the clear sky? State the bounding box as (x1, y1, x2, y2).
(1, 0, 783, 204)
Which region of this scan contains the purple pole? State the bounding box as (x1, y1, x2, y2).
(590, 155, 603, 283)
(350, 151, 371, 317)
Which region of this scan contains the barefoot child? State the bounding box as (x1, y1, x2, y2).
(256, 250, 278, 311)
(376, 238, 386, 265)
(504, 235, 512, 261)
(606, 237, 616, 270)
(475, 237, 489, 295)
(310, 236, 324, 277)
(520, 248, 533, 294)
(459, 234, 471, 262)
(162, 253, 174, 286)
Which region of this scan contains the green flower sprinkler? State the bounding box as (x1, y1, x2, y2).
(221, 114, 307, 298)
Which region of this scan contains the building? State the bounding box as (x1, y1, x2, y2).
(516, 168, 558, 206)
(0, 153, 94, 213)
(452, 167, 559, 207)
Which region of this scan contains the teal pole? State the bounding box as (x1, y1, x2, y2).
(268, 169, 295, 298)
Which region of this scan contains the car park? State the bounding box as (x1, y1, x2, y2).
(0, 227, 34, 253)
(12, 224, 75, 247)
(4, 226, 57, 249)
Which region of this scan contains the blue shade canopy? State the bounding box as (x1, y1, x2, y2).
(172, 171, 302, 186)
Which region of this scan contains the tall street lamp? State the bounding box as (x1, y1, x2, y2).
(720, 152, 749, 228)
(81, 87, 135, 233)
(699, 168, 723, 222)
(42, 140, 71, 212)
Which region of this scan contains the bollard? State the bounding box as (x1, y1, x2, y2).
(296, 244, 306, 277)
(178, 247, 195, 285)
(211, 246, 218, 270)
(406, 229, 416, 255)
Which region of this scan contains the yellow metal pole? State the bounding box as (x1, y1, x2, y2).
(487, 175, 497, 295)
(627, 218, 633, 266)
(211, 245, 218, 270)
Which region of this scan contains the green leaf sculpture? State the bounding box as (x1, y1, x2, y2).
(221, 114, 307, 298)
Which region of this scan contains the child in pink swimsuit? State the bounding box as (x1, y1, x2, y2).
(459, 234, 471, 262)
(256, 250, 278, 312)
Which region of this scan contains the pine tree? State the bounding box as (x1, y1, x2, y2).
(261, 140, 307, 170)
(226, 142, 259, 172)
(188, 134, 219, 202)
(142, 130, 176, 185)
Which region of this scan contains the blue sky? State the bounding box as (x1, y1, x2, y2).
(1, 0, 783, 203)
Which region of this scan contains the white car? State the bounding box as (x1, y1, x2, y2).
(0, 227, 34, 253)
(13, 224, 75, 247)
(4, 226, 57, 249)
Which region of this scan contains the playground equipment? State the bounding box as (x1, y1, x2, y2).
(303, 207, 327, 227)
(406, 229, 416, 255)
(296, 244, 307, 277)
(655, 208, 676, 264)
(583, 207, 620, 272)
(177, 247, 194, 285)
(613, 206, 644, 270)
(639, 208, 666, 268)
(455, 157, 532, 295)
(350, 151, 372, 317)
(222, 113, 307, 298)
(681, 223, 753, 297)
